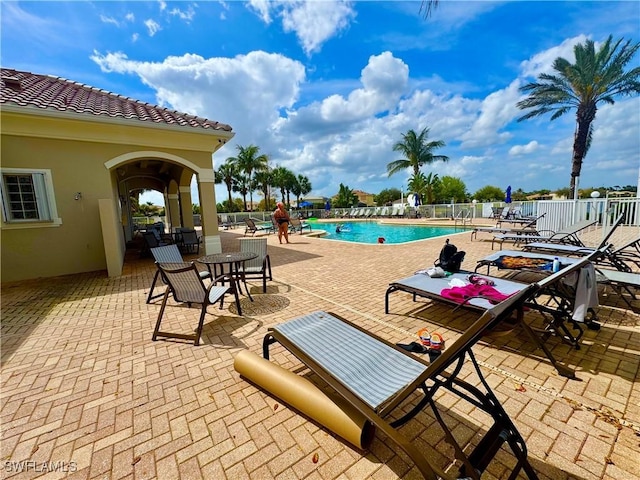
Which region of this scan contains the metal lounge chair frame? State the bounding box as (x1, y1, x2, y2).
(147, 244, 211, 303)
(470, 216, 542, 241)
(151, 262, 229, 346)
(262, 288, 542, 480)
(243, 217, 272, 236)
(491, 218, 598, 249)
(288, 217, 311, 234)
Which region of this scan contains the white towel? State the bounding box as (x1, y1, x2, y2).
(563, 262, 599, 322)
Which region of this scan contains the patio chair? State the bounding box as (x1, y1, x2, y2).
(490, 206, 504, 219)
(289, 217, 311, 234)
(237, 237, 272, 293)
(142, 230, 172, 257)
(243, 218, 272, 236)
(177, 228, 201, 254)
(147, 244, 211, 303)
(490, 218, 598, 249)
(151, 262, 229, 346)
(471, 216, 542, 242)
(262, 287, 541, 479)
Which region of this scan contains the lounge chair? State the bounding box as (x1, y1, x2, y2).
(496, 212, 544, 227)
(471, 215, 542, 241)
(490, 206, 504, 219)
(261, 286, 546, 479)
(289, 217, 311, 234)
(490, 218, 597, 249)
(520, 213, 623, 257)
(146, 244, 211, 303)
(237, 237, 272, 293)
(151, 262, 229, 346)
(386, 255, 599, 375)
(243, 218, 272, 236)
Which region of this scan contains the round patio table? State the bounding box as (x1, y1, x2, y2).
(197, 252, 258, 316)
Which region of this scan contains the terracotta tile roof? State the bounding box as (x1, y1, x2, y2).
(0, 68, 232, 132)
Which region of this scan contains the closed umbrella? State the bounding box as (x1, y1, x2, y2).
(505, 186, 512, 204)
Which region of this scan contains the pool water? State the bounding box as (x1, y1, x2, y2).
(310, 221, 467, 244)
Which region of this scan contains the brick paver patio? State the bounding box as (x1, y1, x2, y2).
(2, 219, 639, 479)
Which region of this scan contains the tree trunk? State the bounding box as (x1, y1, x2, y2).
(570, 103, 596, 198)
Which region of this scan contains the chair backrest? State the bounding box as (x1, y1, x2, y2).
(151, 244, 183, 263)
(244, 218, 257, 230)
(290, 218, 301, 228)
(157, 262, 207, 304)
(143, 231, 161, 248)
(239, 237, 268, 269)
(181, 230, 199, 245)
(558, 219, 597, 236)
(597, 213, 624, 248)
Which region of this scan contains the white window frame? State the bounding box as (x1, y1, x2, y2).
(0, 168, 62, 229)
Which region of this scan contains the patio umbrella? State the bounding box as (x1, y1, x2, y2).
(299, 201, 313, 208)
(325, 200, 331, 211)
(505, 185, 512, 204)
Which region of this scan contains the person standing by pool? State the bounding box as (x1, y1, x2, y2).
(273, 202, 291, 244)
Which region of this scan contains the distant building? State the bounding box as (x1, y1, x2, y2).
(352, 189, 375, 206)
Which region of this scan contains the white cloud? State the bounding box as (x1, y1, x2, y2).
(144, 19, 161, 36)
(519, 35, 588, 78)
(247, 0, 356, 55)
(125, 13, 135, 22)
(247, 0, 272, 23)
(169, 5, 196, 22)
(459, 80, 521, 148)
(100, 15, 120, 27)
(509, 141, 540, 156)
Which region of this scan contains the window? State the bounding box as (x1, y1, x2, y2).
(1, 168, 61, 227)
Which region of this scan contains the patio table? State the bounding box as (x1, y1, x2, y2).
(197, 252, 258, 316)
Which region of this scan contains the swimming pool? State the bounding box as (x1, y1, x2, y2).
(310, 221, 467, 244)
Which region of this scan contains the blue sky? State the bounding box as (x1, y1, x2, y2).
(2, 1, 639, 206)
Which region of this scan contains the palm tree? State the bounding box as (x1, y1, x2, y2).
(254, 169, 273, 211)
(387, 127, 449, 177)
(420, 0, 439, 18)
(517, 35, 640, 198)
(271, 166, 293, 204)
(291, 174, 312, 208)
(214, 159, 239, 209)
(334, 183, 358, 208)
(232, 145, 269, 211)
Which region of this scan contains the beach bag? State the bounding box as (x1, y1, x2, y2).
(434, 239, 466, 272)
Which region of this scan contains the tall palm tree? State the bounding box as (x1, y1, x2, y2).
(517, 35, 640, 198)
(232, 145, 269, 211)
(291, 174, 312, 208)
(271, 166, 294, 204)
(214, 159, 239, 209)
(420, 0, 439, 18)
(254, 169, 273, 211)
(387, 127, 449, 177)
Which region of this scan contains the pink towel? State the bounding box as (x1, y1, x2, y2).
(441, 283, 515, 305)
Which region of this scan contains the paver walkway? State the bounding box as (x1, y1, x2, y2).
(2, 220, 639, 479)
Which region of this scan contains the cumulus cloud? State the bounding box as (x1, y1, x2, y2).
(90, 50, 306, 143)
(509, 141, 540, 156)
(459, 80, 521, 148)
(247, 0, 356, 55)
(168, 5, 196, 22)
(519, 35, 588, 78)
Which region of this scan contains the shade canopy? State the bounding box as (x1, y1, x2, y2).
(299, 201, 313, 208)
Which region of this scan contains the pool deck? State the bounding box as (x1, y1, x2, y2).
(1, 218, 639, 480)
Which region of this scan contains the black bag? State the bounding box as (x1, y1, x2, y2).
(434, 238, 466, 272)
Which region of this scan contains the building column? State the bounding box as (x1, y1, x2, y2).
(179, 186, 194, 229)
(198, 177, 222, 254)
(167, 193, 180, 231)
